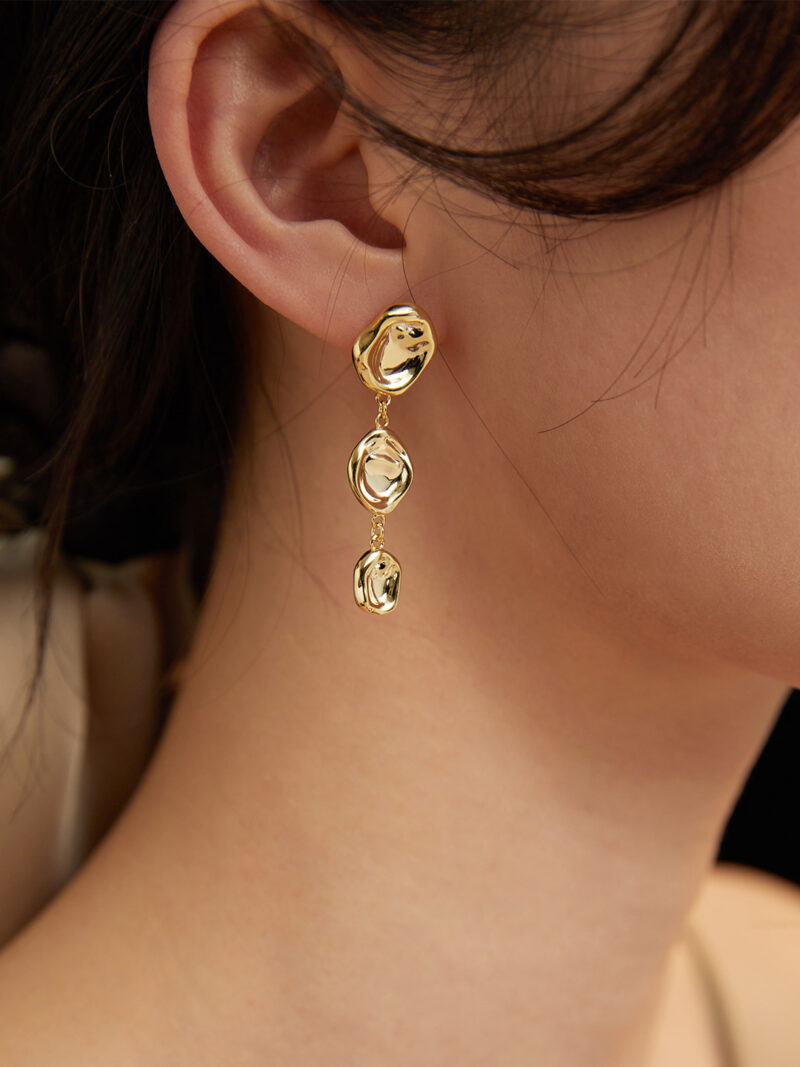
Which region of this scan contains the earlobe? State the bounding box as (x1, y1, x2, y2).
(147, 0, 409, 351)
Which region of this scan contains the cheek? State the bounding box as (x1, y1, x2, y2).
(434, 159, 800, 682)
(533, 370, 800, 682)
(531, 189, 800, 682)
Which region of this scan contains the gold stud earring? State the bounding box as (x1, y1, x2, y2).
(347, 304, 437, 614)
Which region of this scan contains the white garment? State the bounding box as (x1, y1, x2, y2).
(0, 527, 195, 947)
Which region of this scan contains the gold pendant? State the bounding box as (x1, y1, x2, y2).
(354, 548, 401, 614)
(348, 305, 436, 614)
(347, 428, 413, 514)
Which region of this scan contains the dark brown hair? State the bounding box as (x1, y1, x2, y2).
(1, 0, 799, 735)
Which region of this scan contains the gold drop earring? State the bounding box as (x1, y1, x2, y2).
(347, 304, 437, 614)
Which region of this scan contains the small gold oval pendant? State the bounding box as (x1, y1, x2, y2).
(354, 548, 401, 614)
(348, 428, 413, 514)
(352, 305, 436, 396)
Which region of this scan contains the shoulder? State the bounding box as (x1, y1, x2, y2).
(686, 861, 800, 1066)
(690, 861, 800, 954)
(694, 859, 800, 911)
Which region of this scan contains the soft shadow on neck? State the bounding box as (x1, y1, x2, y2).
(0, 302, 788, 1067)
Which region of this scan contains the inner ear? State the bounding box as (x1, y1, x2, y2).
(158, 0, 413, 345)
(252, 80, 404, 249)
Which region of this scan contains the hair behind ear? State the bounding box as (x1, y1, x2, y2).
(0, 0, 244, 736)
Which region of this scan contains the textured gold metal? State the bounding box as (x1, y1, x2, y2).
(369, 512, 386, 550)
(354, 548, 401, 614)
(349, 304, 435, 614)
(375, 393, 391, 428)
(348, 427, 413, 514)
(352, 305, 435, 396)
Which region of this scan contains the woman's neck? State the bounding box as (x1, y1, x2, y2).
(0, 309, 787, 1067)
(149, 488, 783, 1067)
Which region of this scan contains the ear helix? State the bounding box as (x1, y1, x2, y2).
(347, 305, 436, 614)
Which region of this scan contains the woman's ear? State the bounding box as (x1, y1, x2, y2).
(147, 0, 410, 351)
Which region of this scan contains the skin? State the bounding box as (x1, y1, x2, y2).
(0, 1, 799, 1064)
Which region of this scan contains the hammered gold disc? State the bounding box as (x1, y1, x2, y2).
(348, 428, 413, 514)
(354, 548, 401, 614)
(352, 305, 435, 396)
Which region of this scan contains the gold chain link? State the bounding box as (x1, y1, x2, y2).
(371, 395, 389, 549)
(369, 511, 386, 550)
(375, 392, 391, 429)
